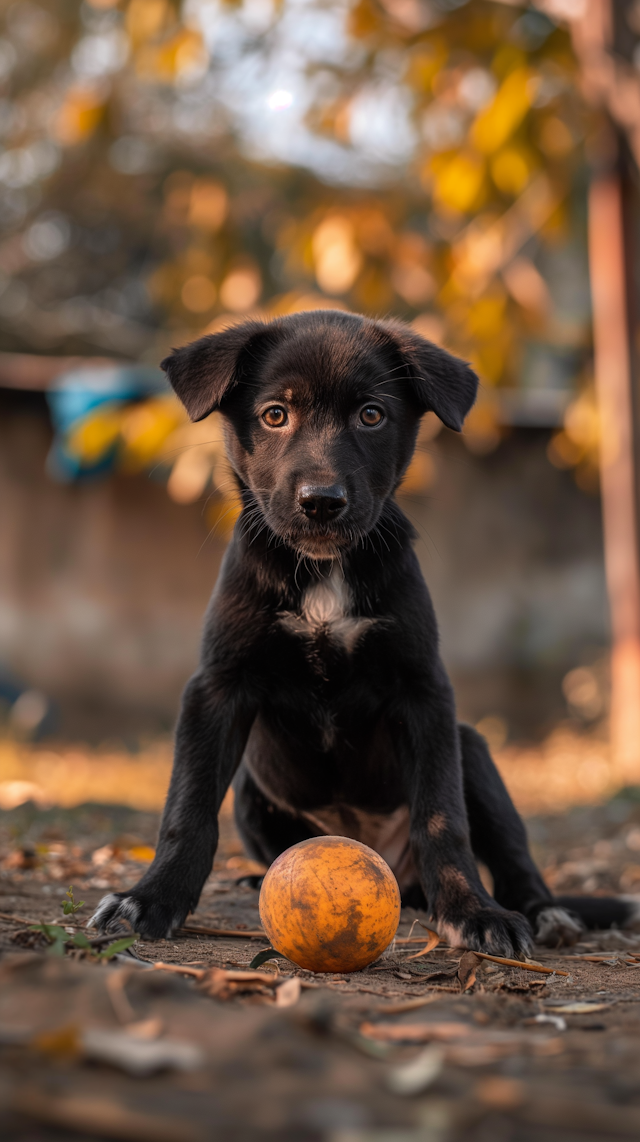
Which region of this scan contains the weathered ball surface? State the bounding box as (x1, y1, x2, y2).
(259, 835, 401, 973)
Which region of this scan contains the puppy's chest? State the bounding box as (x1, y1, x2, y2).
(278, 567, 375, 655)
(303, 804, 416, 891)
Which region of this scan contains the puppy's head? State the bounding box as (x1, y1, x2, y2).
(161, 311, 477, 559)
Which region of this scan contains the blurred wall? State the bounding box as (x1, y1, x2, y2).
(0, 391, 226, 739)
(0, 391, 608, 742)
(415, 429, 608, 739)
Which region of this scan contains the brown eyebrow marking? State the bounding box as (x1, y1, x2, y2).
(282, 388, 293, 401)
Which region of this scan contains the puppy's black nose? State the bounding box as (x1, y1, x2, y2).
(298, 484, 348, 524)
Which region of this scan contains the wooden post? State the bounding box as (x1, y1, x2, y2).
(589, 165, 640, 783)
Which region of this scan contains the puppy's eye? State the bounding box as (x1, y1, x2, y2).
(360, 406, 384, 427)
(262, 406, 288, 428)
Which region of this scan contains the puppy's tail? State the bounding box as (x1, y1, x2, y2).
(534, 895, 640, 946)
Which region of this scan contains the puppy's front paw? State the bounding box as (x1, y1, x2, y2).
(88, 890, 187, 940)
(439, 906, 533, 958)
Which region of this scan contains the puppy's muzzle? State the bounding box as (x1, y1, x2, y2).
(297, 484, 348, 525)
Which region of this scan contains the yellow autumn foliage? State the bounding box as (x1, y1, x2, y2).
(66, 406, 124, 464)
(120, 397, 186, 470)
(431, 152, 486, 213)
(471, 68, 534, 155)
(136, 28, 207, 82)
(491, 146, 534, 196)
(125, 0, 170, 45)
(54, 88, 105, 146)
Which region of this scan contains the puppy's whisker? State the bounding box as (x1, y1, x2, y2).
(371, 525, 391, 554)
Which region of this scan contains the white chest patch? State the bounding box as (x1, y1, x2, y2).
(279, 566, 374, 653)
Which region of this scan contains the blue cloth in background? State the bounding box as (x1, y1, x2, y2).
(45, 364, 168, 481)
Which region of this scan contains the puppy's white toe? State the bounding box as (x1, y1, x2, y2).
(535, 906, 584, 947)
(88, 893, 140, 932)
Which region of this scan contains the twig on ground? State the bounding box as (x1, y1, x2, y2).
(151, 962, 280, 985)
(151, 963, 205, 979)
(564, 953, 640, 964)
(0, 912, 102, 932)
(0, 911, 40, 926)
(473, 952, 569, 976)
(360, 1020, 473, 1042)
(370, 995, 444, 1014)
(86, 933, 129, 948)
(177, 924, 266, 939)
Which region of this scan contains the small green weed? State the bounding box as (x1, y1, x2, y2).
(29, 886, 138, 958)
(30, 923, 91, 957)
(96, 935, 138, 959)
(61, 886, 85, 915)
(30, 924, 138, 959)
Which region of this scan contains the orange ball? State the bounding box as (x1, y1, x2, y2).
(259, 835, 401, 973)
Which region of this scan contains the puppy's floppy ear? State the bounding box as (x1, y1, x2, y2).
(160, 319, 274, 421)
(377, 320, 478, 432)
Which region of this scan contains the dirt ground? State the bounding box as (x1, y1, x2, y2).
(3, 793, 640, 1141)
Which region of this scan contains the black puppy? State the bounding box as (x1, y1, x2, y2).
(91, 310, 638, 954)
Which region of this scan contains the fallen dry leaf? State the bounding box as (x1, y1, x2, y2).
(274, 977, 301, 1007)
(387, 1044, 444, 1095)
(2, 849, 39, 871)
(32, 1024, 81, 1059)
(458, 951, 480, 992)
(126, 1018, 164, 1040)
(446, 1042, 515, 1066)
(198, 967, 274, 1000)
(502, 978, 547, 993)
(360, 1021, 472, 1043)
(91, 844, 113, 867)
(127, 845, 156, 862)
(81, 1028, 204, 1076)
(544, 1001, 611, 1014)
(475, 1075, 527, 1109)
(152, 963, 204, 979)
(410, 965, 459, 984)
(405, 927, 440, 959)
(206, 968, 278, 985)
(151, 962, 280, 1001)
(524, 1014, 567, 1032)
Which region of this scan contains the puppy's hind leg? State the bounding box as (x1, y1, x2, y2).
(459, 723, 582, 946)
